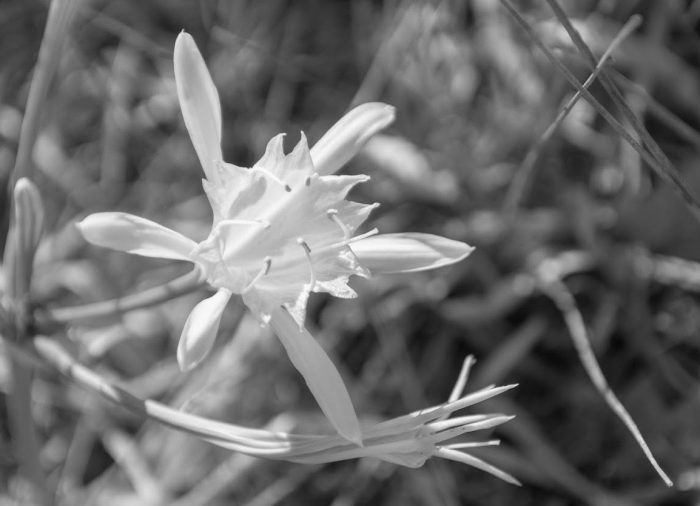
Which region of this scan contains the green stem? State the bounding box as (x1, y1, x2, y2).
(42, 270, 205, 326)
(8, 355, 51, 505)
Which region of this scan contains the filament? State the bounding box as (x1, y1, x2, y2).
(242, 257, 272, 293)
(326, 209, 351, 239)
(297, 237, 316, 288)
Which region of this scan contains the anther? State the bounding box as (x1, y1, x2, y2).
(326, 209, 351, 239)
(242, 256, 272, 293)
(305, 176, 311, 187)
(252, 167, 292, 192)
(297, 237, 312, 255)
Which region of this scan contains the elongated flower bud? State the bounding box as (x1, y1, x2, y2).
(14, 178, 45, 258)
(3, 179, 45, 302)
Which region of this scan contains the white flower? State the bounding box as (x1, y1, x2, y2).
(77, 31, 473, 445)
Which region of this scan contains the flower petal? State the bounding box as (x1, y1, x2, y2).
(174, 31, 223, 182)
(177, 288, 231, 370)
(310, 103, 395, 176)
(351, 233, 474, 274)
(269, 307, 362, 445)
(253, 133, 313, 188)
(77, 212, 197, 261)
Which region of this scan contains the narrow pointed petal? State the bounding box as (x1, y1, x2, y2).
(174, 31, 223, 181)
(351, 233, 473, 274)
(310, 103, 395, 176)
(177, 289, 231, 370)
(77, 212, 197, 260)
(269, 307, 362, 445)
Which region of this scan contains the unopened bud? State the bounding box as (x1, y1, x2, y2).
(3, 178, 45, 304)
(14, 178, 45, 256)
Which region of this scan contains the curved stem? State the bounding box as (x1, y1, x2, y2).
(43, 270, 206, 325)
(25, 336, 313, 453)
(539, 275, 673, 487)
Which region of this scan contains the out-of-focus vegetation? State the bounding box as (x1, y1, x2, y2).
(3, 0, 700, 504)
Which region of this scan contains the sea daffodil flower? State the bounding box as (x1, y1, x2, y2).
(77, 31, 473, 445)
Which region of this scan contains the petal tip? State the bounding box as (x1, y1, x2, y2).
(456, 244, 476, 262)
(174, 30, 195, 52)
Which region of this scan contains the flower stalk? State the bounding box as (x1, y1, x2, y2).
(43, 269, 205, 325)
(24, 335, 518, 484)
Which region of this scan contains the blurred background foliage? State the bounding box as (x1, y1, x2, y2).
(3, 0, 700, 504)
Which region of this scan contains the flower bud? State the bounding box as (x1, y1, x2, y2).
(14, 178, 45, 258)
(2, 178, 45, 325)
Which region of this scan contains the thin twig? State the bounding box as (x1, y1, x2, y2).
(499, 0, 700, 224)
(504, 15, 642, 213)
(611, 70, 700, 152)
(544, 0, 700, 224)
(536, 269, 673, 487)
(10, 0, 82, 187)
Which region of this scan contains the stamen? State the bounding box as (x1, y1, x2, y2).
(305, 176, 311, 186)
(242, 256, 272, 293)
(252, 167, 292, 192)
(326, 209, 351, 239)
(297, 237, 316, 288)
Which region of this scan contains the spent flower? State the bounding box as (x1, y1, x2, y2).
(137, 353, 517, 484)
(78, 31, 473, 444)
(35, 334, 518, 484)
